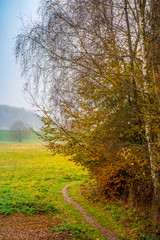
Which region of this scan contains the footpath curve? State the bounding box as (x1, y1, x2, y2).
(62, 182, 121, 240)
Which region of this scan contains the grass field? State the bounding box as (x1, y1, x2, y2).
(0, 143, 158, 239)
(0, 129, 41, 143)
(0, 143, 105, 239)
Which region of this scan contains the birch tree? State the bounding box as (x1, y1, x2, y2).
(138, 0, 160, 218)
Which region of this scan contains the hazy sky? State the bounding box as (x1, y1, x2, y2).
(0, 0, 39, 109)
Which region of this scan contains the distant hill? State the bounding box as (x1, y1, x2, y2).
(0, 105, 42, 130)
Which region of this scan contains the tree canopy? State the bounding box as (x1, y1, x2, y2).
(16, 0, 160, 224)
(10, 121, 29, 142)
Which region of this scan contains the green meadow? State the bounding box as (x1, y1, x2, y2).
(0, 129, 41, 143)
(0, 143, 105, 239)
(0, 143, 158, 239)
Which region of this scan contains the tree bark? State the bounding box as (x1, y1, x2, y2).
(139, 0, 160, 224)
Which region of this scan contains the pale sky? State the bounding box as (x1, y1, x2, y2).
(0, 0, 39, 109)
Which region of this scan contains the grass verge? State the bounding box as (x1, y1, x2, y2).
(68, 180, 159, 240)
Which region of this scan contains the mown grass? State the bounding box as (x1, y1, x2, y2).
(68, 180, 159, 240)
(0, 130, 41, 143)
(0, 143, 106, 239)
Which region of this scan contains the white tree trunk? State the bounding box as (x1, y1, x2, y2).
(139, 0, 160, 209)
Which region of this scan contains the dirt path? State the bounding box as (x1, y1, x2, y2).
(62, 182, 121, 240)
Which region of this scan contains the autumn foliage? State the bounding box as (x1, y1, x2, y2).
(16, 0, 160, 224)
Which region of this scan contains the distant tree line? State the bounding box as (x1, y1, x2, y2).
(16, 0, 160, 224)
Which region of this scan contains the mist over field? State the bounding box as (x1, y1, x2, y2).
(0, 105, 42, 130)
